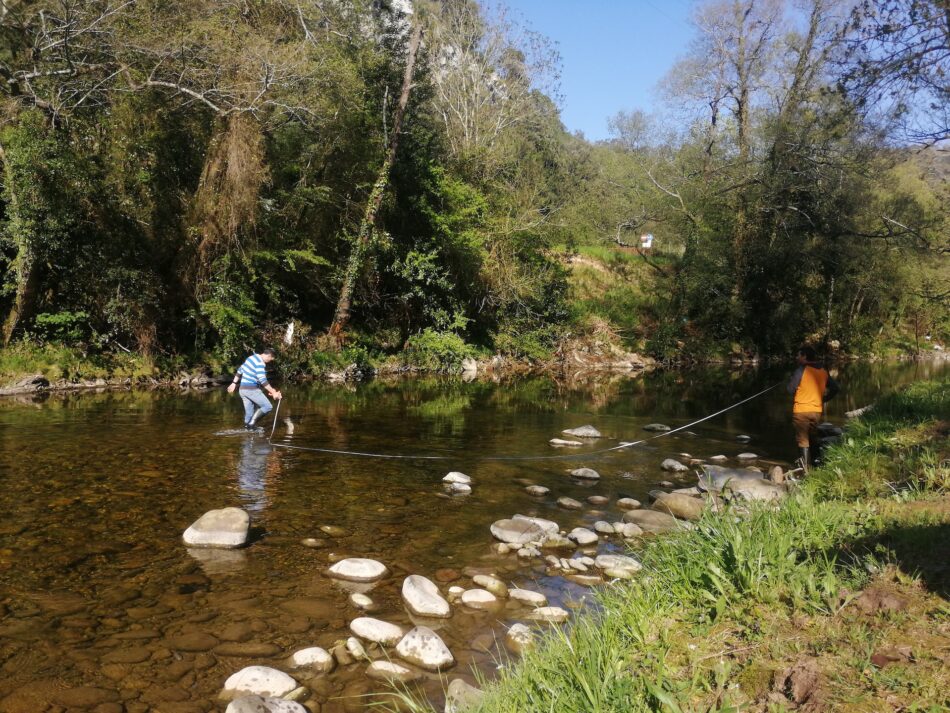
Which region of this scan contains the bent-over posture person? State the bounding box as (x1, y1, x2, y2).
(787, 345, 839, 472)
(228, 348, 282, 430)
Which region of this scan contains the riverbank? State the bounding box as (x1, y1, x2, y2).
(400, 378, 950, 712)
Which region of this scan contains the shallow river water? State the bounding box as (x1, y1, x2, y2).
(0, 360, 945, 712)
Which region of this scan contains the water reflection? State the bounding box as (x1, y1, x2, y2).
(236, 437, 274, 513)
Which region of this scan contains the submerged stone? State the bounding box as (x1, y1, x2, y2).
(490, 518, 545, 545)
(327, 558, 388, 583)
(570, 467, 601, 480)
(366, 660, 422, 684)
(562, 425, 602, 439)
(660, 458, 689, 472)
(643, 423, 671, 432)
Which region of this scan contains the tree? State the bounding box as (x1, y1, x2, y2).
(842, 0, 950, 145)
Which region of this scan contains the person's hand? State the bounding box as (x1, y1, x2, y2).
(227, 383, 236, 394)
(273, 390, 282, 400)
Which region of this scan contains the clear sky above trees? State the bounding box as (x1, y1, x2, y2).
(505, 0, 693, 140)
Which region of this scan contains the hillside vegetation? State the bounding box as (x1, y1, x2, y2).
(0, 0, 947, 383)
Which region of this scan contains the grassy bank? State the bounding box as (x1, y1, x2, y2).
(402, 379, 950, 712)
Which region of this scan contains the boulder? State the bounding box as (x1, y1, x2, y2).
(183, 508, 249, 549)
(525, 485, 550, 496)
(223, 667, 297, 699)
(594, 554, 642, 575)
(505, 623, 535, 654)
(327, 558, 388, 583)
(366, 660, 422, 684)
(445, 678, 485, 713)
(508, 588, 547, 607)
(226, 696, 307, 713)
(402, 575, 451, 618)
(652, 493, 705, 521)
(490, 518, 545, 545)
(660, 459, 688, 472)
(567, 528, 598, 546)
(620, 523, 643, 538)
(445, 482, 472, 494)
(643, 423, 671, 432)
(527, 606, 569, 623)
(443, 472, 471, 485)
(349, 617, 404, 646)
(557, 497, 583, 510)
(622, 509, 682, 534)
(570, 467, 600, 480)
(395, 626, 455, 671)
(512, 514, 559, 536)
(562, 425, 602, 439)
(724, 478, 787, 502)
(288, 647, 334, 673)
(593, 521, 615, 534)
(588, 495, 609, 506)
(616, 498, 641, 510)
(460, 589, 498, 610)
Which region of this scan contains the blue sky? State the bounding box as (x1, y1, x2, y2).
(504, 0, 695, 141)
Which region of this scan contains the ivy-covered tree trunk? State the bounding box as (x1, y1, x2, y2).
(328, 20, 423, 345)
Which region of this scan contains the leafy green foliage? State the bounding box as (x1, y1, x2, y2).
(403, 328, 475, 372)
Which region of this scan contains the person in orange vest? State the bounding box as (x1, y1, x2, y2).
(787, 345, 839, 472)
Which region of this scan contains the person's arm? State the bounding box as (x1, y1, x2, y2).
(787, 366, 804, 395)
(823, 372, 839, 402)
(227, 371, 242, 394)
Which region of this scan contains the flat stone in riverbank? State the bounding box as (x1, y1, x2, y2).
(327, 558, 388, 583)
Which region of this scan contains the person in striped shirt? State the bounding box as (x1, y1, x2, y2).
(228, 348, 282, 430)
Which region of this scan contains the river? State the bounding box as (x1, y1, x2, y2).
(0, 359, 945, 712)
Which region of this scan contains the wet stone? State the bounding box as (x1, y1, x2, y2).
(166, 632, 218, 652)
(737, 452, 758, 460)
(402, 575, 451, 618)
(568, 528, 598, 546)
(349, 617, 404, 646)
(288, 647, 334, 674)
(527, 606, 570, 623)
(643, 423, 671, 432)
(442, 472, 471, 485)
(101, 646, 151, 664)
(570, 467, 600, 480)
(562, 425, 602, 438)
(557, 497, 583, 510)
(327, 558, 388, 583)
(435, 568, 460, 583)
(395, 626, 454, 671)
(549, 438, 584, 447)
(52, 686, 120, 707)
(587, 496, 609, 506)
(661, 458, 689, 472)
(300, 538, 326, 548)
(593, 521, 615, 534)
(460, 589, 498, 610)
(365, 660, 422, 684)
(505, 623, 535, 654)
(512, 514, 559, 536)
(508, 589, 547, 607)
(319, 525, 348, 537)
(525, 485, 550, 496)
(472, 574, 508, 598)
(445, 679, 485, 713)
(490, 519, 545, 545)
(182, 508, 249, 549)
(616, 498, 641, 510)
(349, 593, 374, 610)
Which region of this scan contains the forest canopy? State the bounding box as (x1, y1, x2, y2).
(0, 0, 946, 375)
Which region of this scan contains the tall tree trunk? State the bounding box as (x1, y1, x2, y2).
(0, 141, 40, 346)
(328, 21, 423, 345)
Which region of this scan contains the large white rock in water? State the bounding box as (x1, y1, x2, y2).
(460, 589, 498, 610)
(737, 452, 758, 460)
(509, 588, 547, 607)
(653, 492, 705, 521)
(490, 518, 545, 545)
(443, 472, 471, 485)
(365, 660, 422, 684)
(643, 423, 671, 432)
(183, 507, 249, 549)
(226, 696, 307, 713)
(568, 528, 598, 546)
(445, 482, 472, 495)
(660, 458, 689, 472)
(594, 554, 642, 575)
(562, 425, 602, 438)
(473, 574, 508, 598)
(349, 617, 404, 646)
(402, 575, 451, 618)
(570, 467, 601, 480)
(327, 558, 388, 582)
(622, 509, 682, 534)
(395, 626, 455, 671)
(512, 514, 559, 536)
(616, 498, 641, 510)
(288, 647, 334, 673)
(527, 606, 569, 623)
(223, 666, 297, 699)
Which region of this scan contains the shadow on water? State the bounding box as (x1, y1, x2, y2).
(0, 359, 945, 711)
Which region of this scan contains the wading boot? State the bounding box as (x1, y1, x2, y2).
(798, 447, 810, 474)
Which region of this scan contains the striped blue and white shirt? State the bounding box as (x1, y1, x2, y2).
(236, 353, 269, 389)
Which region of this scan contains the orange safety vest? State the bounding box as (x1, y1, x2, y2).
(793, 365, 828, 413)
